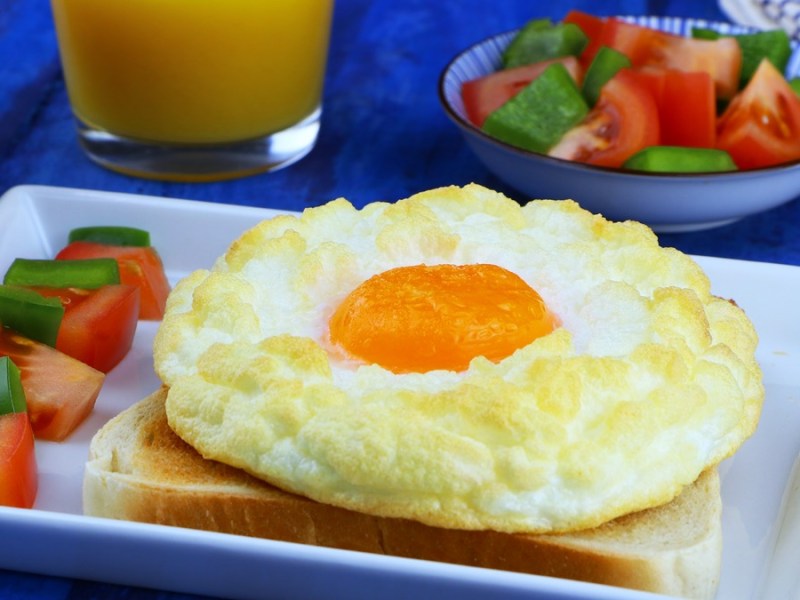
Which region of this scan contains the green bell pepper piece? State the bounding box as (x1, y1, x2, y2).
(692, 27, 791, 88)
(582, 46, 631, 106)
(623, 146, 738, 173)
(483, 62, 589, 153)
(0, 356, 27, 416)
(789, 77, 800, 98)
(68, 225, 151, 247)
(503, 18, 588, 68)
(733, 30, 791, 88)
(691, 27, 719, 41)
(4, 258, 120, 290)
(0, 285, 64, 347)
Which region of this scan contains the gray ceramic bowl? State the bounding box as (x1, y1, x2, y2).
(439, 16, 800, 232)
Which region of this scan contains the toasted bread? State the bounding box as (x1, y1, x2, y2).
(83, 387, 722, 599)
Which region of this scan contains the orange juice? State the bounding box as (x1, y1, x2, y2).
(50, 0, 333, 144)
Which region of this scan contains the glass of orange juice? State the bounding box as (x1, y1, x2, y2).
(50, 0, 333, 182)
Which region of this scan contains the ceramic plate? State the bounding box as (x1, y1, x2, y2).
(0, 185, 798, 599)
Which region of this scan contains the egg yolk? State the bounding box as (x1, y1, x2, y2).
(328, 263, 556, 373)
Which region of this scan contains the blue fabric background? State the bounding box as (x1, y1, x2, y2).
(2, 0, 798, 266)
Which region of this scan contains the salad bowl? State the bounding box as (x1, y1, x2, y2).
(439, 16, 800, 232)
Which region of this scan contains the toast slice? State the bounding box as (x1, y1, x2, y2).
(83, 388, 722, 599)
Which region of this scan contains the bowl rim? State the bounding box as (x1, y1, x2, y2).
(437, 15, 800, 180)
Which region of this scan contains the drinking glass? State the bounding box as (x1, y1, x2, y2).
(50, 0, 334, 181)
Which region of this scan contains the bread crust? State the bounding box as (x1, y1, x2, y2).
(84, 388, 722, 599)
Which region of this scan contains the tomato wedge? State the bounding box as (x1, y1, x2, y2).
(33, 285, 140, 373)
(661, 70, 716, 147)
(599, 19, 741, 98)
(633, 68, 716, 148)
(462, 56, 583, 127)
(0, 412, 37, 508)
(55, 242, 170, 320)
(548, 68, 659, 167)
(717, 59, 800, 169)
(0, 328, 104, 441)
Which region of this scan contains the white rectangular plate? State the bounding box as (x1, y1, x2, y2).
(0, 185, 797, 600)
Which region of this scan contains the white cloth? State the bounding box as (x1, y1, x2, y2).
(719, 0, 800, 39)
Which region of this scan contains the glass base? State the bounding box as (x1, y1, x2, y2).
(75, 107, 321, 182)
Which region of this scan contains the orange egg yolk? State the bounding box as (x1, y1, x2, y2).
(328, 263, 557, 373)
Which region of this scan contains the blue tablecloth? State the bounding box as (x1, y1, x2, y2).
(0, 1, 797, 598)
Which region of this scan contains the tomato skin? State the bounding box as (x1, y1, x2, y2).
(0, 412, 38, 508)
(633, 69, 716, 148)
(629, 67, 666, 105)
(33, 285, 140, 373)
(548, 68, 660, 168)
(462, 56, 583, 127)
(717, 59, 800, 169)
(661, 70, 716, 147)
(55, 242, 170, 320)
(0, 329, 104, 441)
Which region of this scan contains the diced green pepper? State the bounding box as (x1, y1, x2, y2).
(0, 356, 27, 416)
(582, 46, 631, 106)
(0, 285, 64, 347)
(503, 18, 588, 68)
(692, 27, 791, 88)
(4, 258, 120, 290)
(734, 30, 791, 87)
(483, 63, 589, 153)
(790, 77, 800, 98)
(691, 27, 719, 41)
(623, 146, 738, 173)
(68, 226, 151, 247)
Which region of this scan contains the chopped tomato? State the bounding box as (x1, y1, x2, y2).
(656, 36, 741, 100)
(629, 66, 666, 104)
(33, 285, 140, 373)
(55, 242, 170, 320)
(0, 412, 37, 508)
(548, 68, 660, 167)
(633, 68, 716, 148)
(717, 59, 800, 169)
(562, 10, 606, 66)
(596, 18, 662, 65)
(599, 19, 741, 98)
(661, 70, 716, 147)
(0, 328, 105, 441)
(462, 56, 583, 127)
